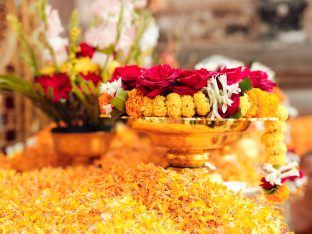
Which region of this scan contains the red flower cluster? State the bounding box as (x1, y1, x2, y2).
(35, 73, 72, 102)
(109, 64, 277, 99)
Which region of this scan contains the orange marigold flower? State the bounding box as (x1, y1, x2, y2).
(265, 185, 289, 202)
(152, 95, 167, 117)
(253, 88, 270, 118)
(98, 93, 112, 115)
(181, 95, 195, 117)
(125, 89, 144, 117)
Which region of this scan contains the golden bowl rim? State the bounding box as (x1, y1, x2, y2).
(120, 116, 279, 123)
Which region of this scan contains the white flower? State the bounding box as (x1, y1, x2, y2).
(91, 52, 112, 67)
(41, 5, 68, 65)
(85, 25, 117, 49)
(139, 21, 159, 52)
(205, 74, 241, 119)
(262, 162, 299, 186)
(102, 104, 113, 115)
(195, 55, 244, 71)
(100, 78, 122, 96)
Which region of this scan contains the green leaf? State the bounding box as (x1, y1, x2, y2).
(263, 187, 278, 195)
(231, 108, 242, 119)
(99, 44, 115, 55)
(110, 89, 128, 111)
(239, 78, 252, 92)
(47, 87, 54, 100)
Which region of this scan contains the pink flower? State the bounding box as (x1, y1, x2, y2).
(137, 64, 181, 98)
(249, 70, 277, 92)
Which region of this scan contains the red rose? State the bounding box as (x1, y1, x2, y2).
(35, 73, 72, 102)
(137, 64, 181, 98)
(80, 72, 102, 86)
(111, 65, 143, 90)
(217, 67, 247, 85)
(249, 70, 276, 92)
(260, 177, 276, 190)
(77, 43, 96, 58)
(220, 94, 240, 118)
(170, 69, 213, 95)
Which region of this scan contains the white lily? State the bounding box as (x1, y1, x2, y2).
(100, 78, 122, 96)
(205, 74, 241, 119)
(262, 162, 299, 186)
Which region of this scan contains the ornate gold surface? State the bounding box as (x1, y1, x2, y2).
(126, 117, 276, 168)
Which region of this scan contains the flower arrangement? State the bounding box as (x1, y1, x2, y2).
(99, 64, 301, 202)
(0, 0, 158, 130)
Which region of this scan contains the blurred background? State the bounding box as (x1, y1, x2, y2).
(0, 0, 312, 151)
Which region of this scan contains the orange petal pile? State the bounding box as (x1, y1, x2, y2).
(0, 164, 288, 233)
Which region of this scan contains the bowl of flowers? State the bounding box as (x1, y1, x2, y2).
(99, 64, 302, 202)
(0, 0, 158, 164)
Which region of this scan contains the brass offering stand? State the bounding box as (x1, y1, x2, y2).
(125, 117, 254, 169)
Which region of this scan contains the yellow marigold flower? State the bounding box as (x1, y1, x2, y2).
(240, 95, 251, 117)
(152, 95, 167, 117)
(265, 142, 287, 156)
(40, 66, 55, 75)
(108, 61, 121, 75)
(253, 88, 270, 118)
(193, 91, 210, 116)
(245, 89, 258, 118)
(261, 132, 284, 146)
(267, 94, 280, 117)
(264, 121, 287, 133)
(276, 105, 288, 121)
(265, 153, 286, 167)
(181, 95, 195, 117)
(74, 57, 99, 75)
(125, 89, 144, 117)
(265, 185, 289, 202)
(166, 93, 182, 118)
(142, 96, 154, 117)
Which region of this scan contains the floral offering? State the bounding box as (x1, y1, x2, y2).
(99, 64, 301, 202)
(0, 0, 158, 129)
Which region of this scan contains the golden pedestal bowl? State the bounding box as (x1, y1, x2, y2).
(126, 117, 252, 169)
